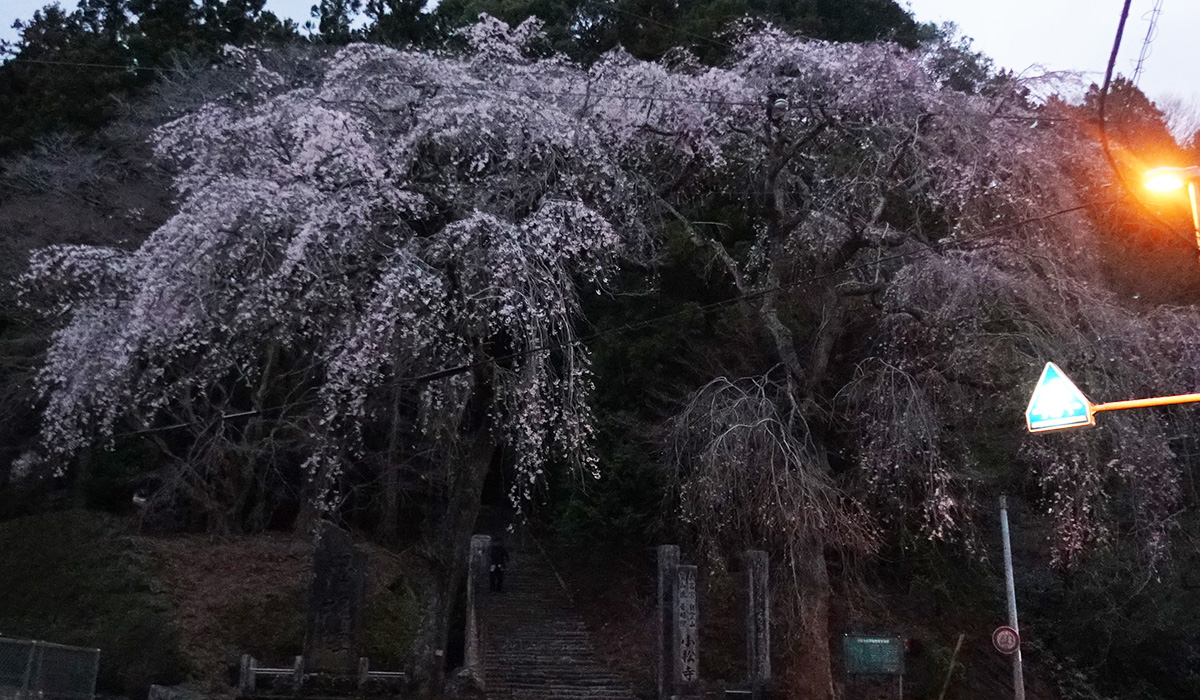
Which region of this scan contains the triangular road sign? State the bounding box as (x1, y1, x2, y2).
(1026, 362, 1094, 433)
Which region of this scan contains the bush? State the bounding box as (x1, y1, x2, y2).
(0, 510, 189, 698)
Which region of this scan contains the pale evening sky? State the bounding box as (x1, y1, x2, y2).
(3, 0, 1198, 129)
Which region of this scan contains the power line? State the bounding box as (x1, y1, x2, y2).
(5, 57, 163, 73)
(116, 195, 1117, 437)
(608, 4, 735, 53)
(1132, 0, 1164, 87)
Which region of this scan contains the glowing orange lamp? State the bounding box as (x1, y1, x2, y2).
(1144, 166, 1200, 261)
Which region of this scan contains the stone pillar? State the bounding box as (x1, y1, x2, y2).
(291, 655, 304, 692)
(464, 534, 492, 684)
(238, 654, 257, 696)
(356, 657, 370, 688)
(303, 522, 367, 673)
(745, 550, 770, 698)
(656, 545, 679, 700)
(674, 565, 700, 696)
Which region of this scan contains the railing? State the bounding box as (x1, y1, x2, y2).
(237, 655, 405, 697)
(0, 637, 100, 700)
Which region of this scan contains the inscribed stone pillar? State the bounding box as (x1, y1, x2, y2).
(674, 565, 700, 695)
(745, 550, 770, 696)
(656, 545, 680, 700)
(464, 534, 492, 681)
(303, 522, 367, 673)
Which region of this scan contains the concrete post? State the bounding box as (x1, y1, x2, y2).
(357, 657, 369, 688)
(657, 545, 680, 700)
(746, 550, 770, 697)
(291, 655, 304, 692)
(237, 654, 257, 696)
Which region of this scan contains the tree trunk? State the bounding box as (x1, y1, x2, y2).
(788, 534, 836, 700)
(759, 272, 842, 700)
(410, 426, 496, 696)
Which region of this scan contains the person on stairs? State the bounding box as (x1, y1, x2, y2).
(489, 539, 510, 593)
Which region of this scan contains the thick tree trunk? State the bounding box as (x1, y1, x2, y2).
(755, 286, 840, 700)
(788, 534, 836, 700)
(410, 427, 496, 696)
(759, 270, 842, 700)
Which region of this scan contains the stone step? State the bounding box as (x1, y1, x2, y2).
(488, 686, 633, 696)
(490, 690, 632, 696)
(488, 672, 621, 679)
(479, 545, 635, 700)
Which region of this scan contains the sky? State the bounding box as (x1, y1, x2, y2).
(904, 0, 1200, 130)
(2, 0, 1198, 130)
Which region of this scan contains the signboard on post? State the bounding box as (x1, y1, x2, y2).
(992, 626, 1020, 655)
(843, 635, 904, 676)
(1026, 362, 1094, 433)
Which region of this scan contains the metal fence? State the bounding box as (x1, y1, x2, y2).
(0, 637, 100, 700)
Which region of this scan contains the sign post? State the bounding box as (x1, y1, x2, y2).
(992, 626, 1019, 655)
(1026, 362, 1200, 433)
(999, 498, 1025, 700)
(843, 635, 904, 700)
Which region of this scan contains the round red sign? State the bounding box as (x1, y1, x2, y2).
(992, 626, 1020, 654)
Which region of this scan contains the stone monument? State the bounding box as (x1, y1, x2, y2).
(745, 550, 770, 698)
(674, 565, 700, 696)
(303, 522, 367, 673)
(656, 545, 679, 700)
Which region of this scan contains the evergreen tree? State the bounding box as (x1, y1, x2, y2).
(0, 0, 299, 155)
(362, 0, 438, 46)
(306, 0, 363, 43)
(0, 2, 141, 154)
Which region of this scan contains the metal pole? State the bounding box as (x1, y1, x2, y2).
(1092, 392, 1200, 412)
(1000, 496, 1025, 700)
(1189, 180, 1200, 269)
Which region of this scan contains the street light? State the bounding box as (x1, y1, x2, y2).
(1144, 166, 1200, 261)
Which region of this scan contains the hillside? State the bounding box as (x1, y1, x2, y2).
(0, 512, 421, 697)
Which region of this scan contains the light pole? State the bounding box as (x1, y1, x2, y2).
(1144, 165, 1200, 264)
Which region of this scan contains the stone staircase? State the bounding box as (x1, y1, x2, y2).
(479, 543, 637, 700)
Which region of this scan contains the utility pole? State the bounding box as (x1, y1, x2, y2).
(1000, 496, 1026, 700)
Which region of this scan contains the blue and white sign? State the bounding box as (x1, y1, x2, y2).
(1026, 362, 1094, 433)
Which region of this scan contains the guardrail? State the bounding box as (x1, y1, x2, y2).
(237, 655, 405, 697)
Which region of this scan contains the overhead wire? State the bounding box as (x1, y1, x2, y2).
(2, 57, 164, 72)
(607, 4, 735, 53)
(1131, 0, 1164, 87)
